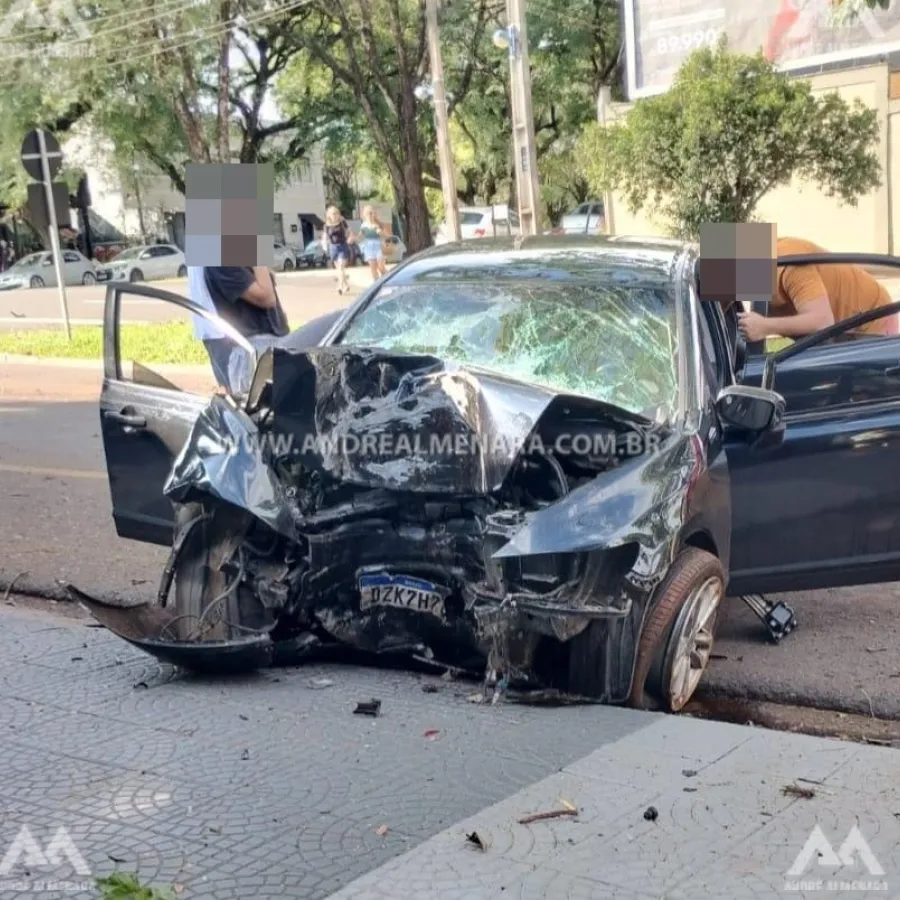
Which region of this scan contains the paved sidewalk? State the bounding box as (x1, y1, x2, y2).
(1, 604, 898, 899)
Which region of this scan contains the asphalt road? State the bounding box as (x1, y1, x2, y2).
(0, 267, 375, 330)
(2, 363, 900, 721)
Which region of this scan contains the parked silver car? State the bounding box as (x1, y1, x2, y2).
(273, 242, 298, 271)
(0, 250, 97, 289)
(97, 244, 187, 283)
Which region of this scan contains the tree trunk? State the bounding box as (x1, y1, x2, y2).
(394, 89, 432, 253)
(215, 0, 233, 163)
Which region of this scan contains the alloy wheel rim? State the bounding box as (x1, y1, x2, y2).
(666, 576, 723, 711)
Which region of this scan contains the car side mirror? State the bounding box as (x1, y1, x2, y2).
(715, 384, 785, 434)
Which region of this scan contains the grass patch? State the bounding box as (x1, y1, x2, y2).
(0, 321, 207, 364)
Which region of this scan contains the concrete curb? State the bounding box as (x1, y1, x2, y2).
(0, 353, 210, 375)
(0, 572, 132, 606)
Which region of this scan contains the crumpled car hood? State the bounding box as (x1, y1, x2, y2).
(266, 345, 651, 495)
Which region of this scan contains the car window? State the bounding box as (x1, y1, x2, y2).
(460, 212, 485, 225)
(336, 278, 679, 421)
(63, 252, 81, 263)
(114, 289, 218, 394)
(591, 204, 604, 216)
(574, 205, 588, 215)
(154, 246, 176, 256)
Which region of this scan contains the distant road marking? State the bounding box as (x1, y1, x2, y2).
(0, 463, 105, 480)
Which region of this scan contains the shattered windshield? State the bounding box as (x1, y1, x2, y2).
(337, 279, 680, 420)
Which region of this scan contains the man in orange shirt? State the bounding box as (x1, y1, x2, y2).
(737, 236, 899, 342)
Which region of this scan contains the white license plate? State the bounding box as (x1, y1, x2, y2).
(358, 573, 445, 618)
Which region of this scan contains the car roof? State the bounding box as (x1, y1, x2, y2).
(390, 235, 688, 286)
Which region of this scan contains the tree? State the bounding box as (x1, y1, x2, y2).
(578, 40, 882, 240)
(0, 0, 325, 208)
(447, 0, 621, 211)
(278, 0, 493, 252)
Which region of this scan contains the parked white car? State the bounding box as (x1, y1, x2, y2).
(97, 244, 187, 283)
(359, 233, 407, 264)
(0, 250, 98, 289)
(434, 205, 521, 244)
(556, 201, 606, 235)
(273, 242, 298, 271)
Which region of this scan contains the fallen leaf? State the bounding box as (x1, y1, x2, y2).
(559, 799, 577, 812)
(782, 783, 816, 799)
(107, 853, 126, 863)
(423, 729, 440, 740)
(376, 824, 389, 836)
(466, 831, 487, 851)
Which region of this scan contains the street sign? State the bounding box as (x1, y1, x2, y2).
(20, 128, 70, 339)
(26, 182, 71, 230)
(21, 129, 62, 182)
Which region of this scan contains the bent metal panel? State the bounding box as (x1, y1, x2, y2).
(622, 0, 900, 99)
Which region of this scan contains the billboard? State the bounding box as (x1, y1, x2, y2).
(622, 0, 900, 99)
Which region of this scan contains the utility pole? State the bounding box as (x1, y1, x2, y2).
(502, 0, 541, 236)
(425, 0, 460, 242)
(597, 86, 615, 235)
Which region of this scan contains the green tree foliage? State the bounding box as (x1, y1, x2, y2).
(578, 40, 882, 240)
(449, 0, 620, 211)
(0, 0, 325, 206)
(276, 0, 496, 252)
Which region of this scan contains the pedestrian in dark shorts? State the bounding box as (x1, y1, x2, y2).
(322, 205, 352, 295)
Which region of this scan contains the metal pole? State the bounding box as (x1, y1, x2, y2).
(37, 129, 71, 340)
(425, 0, 461, 243)
(597, 85, 615, 236)
(506, 0, 541, 236)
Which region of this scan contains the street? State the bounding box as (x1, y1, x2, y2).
(3, 361, 900, 723)
(0, 267, 373, 330)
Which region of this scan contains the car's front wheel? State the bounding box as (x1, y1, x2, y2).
(628, 547, 725, 713)
(283, 258, 294, 271)
(82, 272, 96, 285)
(29, 276, 44, 288)
(177, 265, 187, 277)
(129, 269, 143, 283)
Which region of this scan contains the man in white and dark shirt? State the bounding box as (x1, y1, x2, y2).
(189, 265, 289, 392)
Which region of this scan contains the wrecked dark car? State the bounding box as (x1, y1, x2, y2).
(77, 237, 900, 713)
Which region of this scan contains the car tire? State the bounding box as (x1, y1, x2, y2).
(29, 276, 44, 288)
(169, 502, 268, 641)
(82, 272, 96, 285)
(283, 258, 294, 271)
(177, 265, 187, 277)
(628, 547, 725, 713)
(130, 269, 143, 283)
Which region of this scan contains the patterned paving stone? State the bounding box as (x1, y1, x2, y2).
(0, 606, 652, 899)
